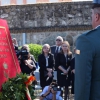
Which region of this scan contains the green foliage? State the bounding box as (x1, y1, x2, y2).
(28, 44, 42, 61)
(0, 73, 35, 100)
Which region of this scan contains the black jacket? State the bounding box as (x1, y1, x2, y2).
(38, 53, 55, 87)
(38, 53, 55, 71)
(51, 45, 62, 59)
(55, 52, 72, 86)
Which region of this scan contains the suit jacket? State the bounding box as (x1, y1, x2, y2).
(38, 53, 55, 87)
(51, 45, 56, 55)
(55, 53, 72, 71)
(70, 57, 75, 94)
(71, 57, 75, 71)
(75, 26, 100, 100)
(51, 45, 62, 59)
(38, 53, 55, 71)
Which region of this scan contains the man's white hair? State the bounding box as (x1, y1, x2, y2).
(56, 36, 63, 42)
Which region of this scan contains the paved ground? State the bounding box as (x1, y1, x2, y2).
(34, 69, 74, 100)
(34, 95, 74, 100)
(34, 89, 74, 100)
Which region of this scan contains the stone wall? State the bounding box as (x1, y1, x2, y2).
(0, 2, 92, 28)
(11, 30, 87, 50)
(0, 1, 92, 48)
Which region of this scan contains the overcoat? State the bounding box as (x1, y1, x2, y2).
(75, 26, 100, 100)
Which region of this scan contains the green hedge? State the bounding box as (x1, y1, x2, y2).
(0, 73, 36, 100)
(28, 44, 42, 61)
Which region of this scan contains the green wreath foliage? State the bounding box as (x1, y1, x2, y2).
(0, 73, 35, 100)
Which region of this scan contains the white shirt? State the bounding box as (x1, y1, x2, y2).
(55, 46, 61, 53)
(40, 86, 61, 100)
(95, 25, 100, 29)
(45, 56, 49, 67)
(64, 54, 67, 63)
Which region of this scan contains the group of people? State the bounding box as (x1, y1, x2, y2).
(12, 36, 75, 100)
(11, 1, 100, 100)
(40, 1, 100, 100)
(39, 36, 75, 100)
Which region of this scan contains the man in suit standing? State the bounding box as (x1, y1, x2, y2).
(75, 0, 100, 100)
(51, 36, 63, 59)
(51, 36, 63, 80)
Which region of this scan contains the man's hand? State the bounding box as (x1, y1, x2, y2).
(48, 86, 52, 93)
(47, 72, 52, 77)
(63, 70, 68, 75)
(51, 88, 57, 94)
(24, 60, 28, 65)
(47, 68, 53, 72)
(72, 69, 75, 74)
(40, 86, 51, 100)
(51, 89, 56, 100)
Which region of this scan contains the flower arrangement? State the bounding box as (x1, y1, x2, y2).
(0, 73, 36, 100)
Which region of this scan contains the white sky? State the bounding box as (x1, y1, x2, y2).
(73, 0, 92, 1)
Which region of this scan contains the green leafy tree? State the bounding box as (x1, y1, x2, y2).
(28, 44, 42, 61)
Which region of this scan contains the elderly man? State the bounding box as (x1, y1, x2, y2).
(51, 36, 63, 71)
(75, 0, 100, 100)
(51, 36, 63, 59)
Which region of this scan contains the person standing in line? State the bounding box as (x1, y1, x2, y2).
(51, 36, 63, 59)
(12, 38, 18, 51)
(51, 36, 63, 71)
(38, 44, 55, 90)
(70, 48, 75, 95)
(75, 0, 100, 100)
(12, 38, 19, 57)
(55, 41, 72, 100)
(19, 45, 36, 75)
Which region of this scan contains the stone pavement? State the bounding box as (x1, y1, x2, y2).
(34, 69, 75, 100)
(34, 95, 74, 100)
(34, 90, 74, 100)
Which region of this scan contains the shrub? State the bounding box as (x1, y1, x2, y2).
(28, 44, 42, 61)
(0, 73, 36, 100)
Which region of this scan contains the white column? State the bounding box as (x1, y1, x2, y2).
(1, 0, 10, 6)
(16, 0, 23, 5)
(26, 0, 36, 4)
(49, 0, 58, 3)
(22, 33, 26, 45)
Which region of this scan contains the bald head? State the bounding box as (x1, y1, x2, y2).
(92, 7, 100, 28)
(93, 7, 100, 14)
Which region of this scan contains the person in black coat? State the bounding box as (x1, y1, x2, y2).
(51, 36, 63, 61)
(12, 38, 19, 57)
(20, 53, 36, 74)
(12, 38, 18, 50)
(19, 45, 36, 75)
(55, 41, 72, 100)
(38, 44, 55, 89)
(70, 57, 75, 94)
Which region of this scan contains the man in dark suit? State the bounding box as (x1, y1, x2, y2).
(51, 36, 63, 71)
(70, 48, 75, 94)
(75, 1, 100, 100)
(51, 36, 63, 59)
